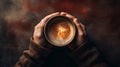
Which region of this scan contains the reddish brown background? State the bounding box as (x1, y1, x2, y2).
(0, 0, 120, 67)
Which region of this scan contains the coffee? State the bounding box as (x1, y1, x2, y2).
(44, 16, 76, 46)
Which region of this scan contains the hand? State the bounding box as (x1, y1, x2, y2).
(33, 12, 60, 47)
(60, 12, 86, 50)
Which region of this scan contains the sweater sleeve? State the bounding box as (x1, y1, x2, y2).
(15, 38, 52, 67)
(69, 40, 109, 67)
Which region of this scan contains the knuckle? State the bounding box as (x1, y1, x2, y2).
(34, 26, 38, 30)
(35, 27, 39, 30)
(34, 32, 41, 38)
(34, 25, 42, 30)
(78, 32, 84, 36)
(81, 23, 85, 29)
(77, 24, 81, 26)
(74, 18, 78, 22)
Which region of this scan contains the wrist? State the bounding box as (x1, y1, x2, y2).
(68, 40, 87, 51)
(32, 36, 52, 49)
(25, 38, 52, 60)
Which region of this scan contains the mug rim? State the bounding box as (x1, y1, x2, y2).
(44, 15, 76, 47)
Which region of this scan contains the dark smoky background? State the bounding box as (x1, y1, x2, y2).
(0, 0, 119, 67)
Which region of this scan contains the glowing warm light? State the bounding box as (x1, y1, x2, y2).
(57, 26, 69, 39)
(57, 23, 70, 39)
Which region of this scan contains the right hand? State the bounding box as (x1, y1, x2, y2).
(59, 12, 86, 50)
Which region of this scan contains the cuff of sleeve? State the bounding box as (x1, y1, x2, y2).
(71, 41, 87, 54)
(68, 40, 90, 58)
(25, 37, 52, 59)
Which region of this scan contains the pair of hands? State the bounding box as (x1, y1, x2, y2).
(33, 12, 86, 50)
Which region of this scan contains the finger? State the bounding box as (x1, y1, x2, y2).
(60, 12, 67, 16)
(35, 12, 59, 31)
(60, 12, 75, 20)
(36, 12, 60, 28)
(79, 22, 86, 35)
(60, 12, 84, 32)
(73, 18, 84, 36)
(35, 12, 60, 37)
(60, 12, 86, 36)
(41, 12, 60, 25)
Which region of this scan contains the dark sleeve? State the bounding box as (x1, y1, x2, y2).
(15, 38, 52, 67)
(69, 40, 109, 67)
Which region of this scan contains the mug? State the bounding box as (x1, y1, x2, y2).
(44, 15, 76, 47)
